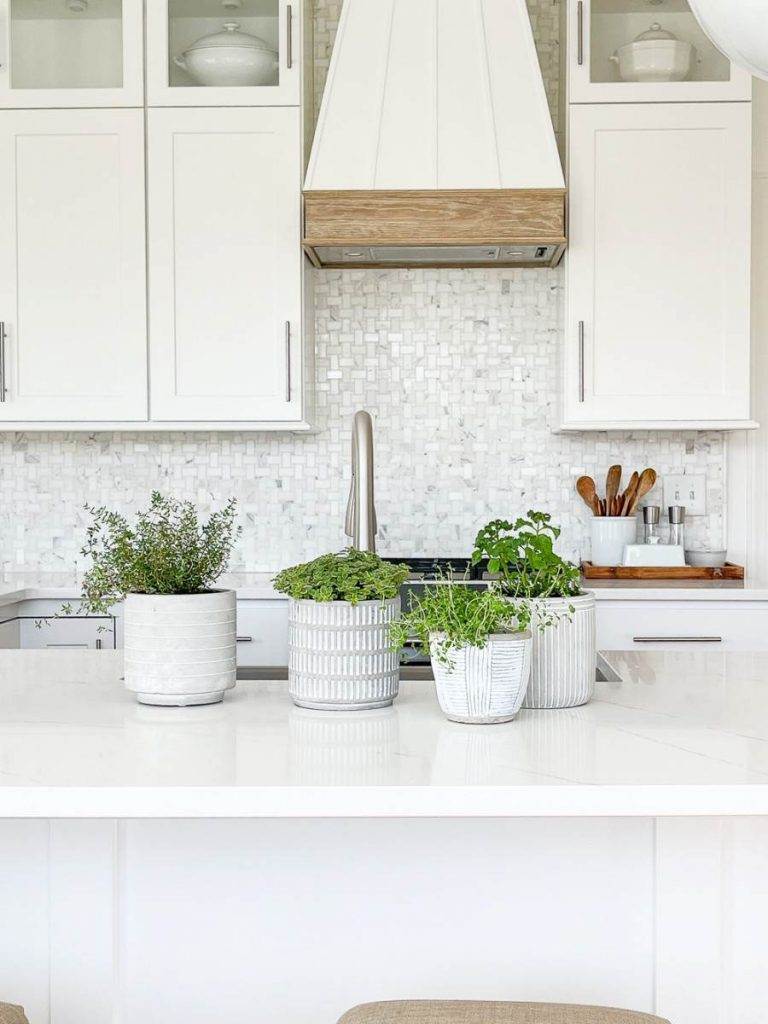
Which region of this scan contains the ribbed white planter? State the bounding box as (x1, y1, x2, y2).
(288, 597, 401, 711)
(430, 631, 532, 724)
(523, 593, 596, 709)
(123, 590, 237, 706)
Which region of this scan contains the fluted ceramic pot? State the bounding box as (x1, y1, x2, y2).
(523, 593, 596, 709)
(123, 590, 237, 706)
(288, 597, 401, 711)
(430, 631, 532, 724)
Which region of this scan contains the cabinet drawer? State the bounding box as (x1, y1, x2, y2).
(236, 601, 288, 668)
(596, 601, 768, 651)
(18, 616, 115, 650)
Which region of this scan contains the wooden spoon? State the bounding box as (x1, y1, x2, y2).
(619, 471, 639, 516)
(628, 468, 657, 516)
(576, 476, 600, 516)
(606, 464, 622, 517)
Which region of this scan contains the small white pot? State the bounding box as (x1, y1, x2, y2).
(430, 631, 532, 725)
(288, 597, 400, 711)
(524, 593, 596, 709)
(123, 590, 237, 707)
(174, 22, 279, 87)
(590, 516, 637, 566)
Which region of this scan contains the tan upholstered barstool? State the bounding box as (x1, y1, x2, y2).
(337, 1003, 670, 1024)
(0, 1004, 29, 1024)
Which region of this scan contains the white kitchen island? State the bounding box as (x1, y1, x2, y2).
(0, 650, 766, 1024)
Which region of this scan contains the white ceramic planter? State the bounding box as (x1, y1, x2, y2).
(523, 593, 596, 709)
(591, 517, 637, 566)
(123, 590, 237, 706)
(429, 631, 532, 725)
(288, 597, 401, 711)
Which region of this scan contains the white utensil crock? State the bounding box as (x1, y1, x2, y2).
(591, 517, 637, 566)
(523, 593, 596, 709)
(429, 631, 532, 724)
(123, 590, 237, 706)
(288, 597, 400, 711)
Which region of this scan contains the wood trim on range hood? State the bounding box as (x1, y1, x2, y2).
(303, 189, 568, 269)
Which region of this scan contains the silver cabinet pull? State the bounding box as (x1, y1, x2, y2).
(578, 321, 585, 403)
(0, 321, 6, 402)
(286, 4, 293, 69)
(237, 636, 254, 644)
(577, 1, 584, 66)
(285, 321, 292, 402)
(633, 637, 723, 644)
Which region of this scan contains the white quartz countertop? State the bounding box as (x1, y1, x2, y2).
(1, 649, 768, 819)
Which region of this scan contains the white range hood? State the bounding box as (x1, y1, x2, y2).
(303, 0, 566, 269)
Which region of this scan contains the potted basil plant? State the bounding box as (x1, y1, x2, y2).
(70, 492, 241, 707)
(391, 582, 532, 724)
(274, 549, 409, 711)
(472, 511, 595, 708)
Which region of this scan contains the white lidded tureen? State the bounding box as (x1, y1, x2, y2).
(611, 23, 695, 83)
(174, 22, 279, 88)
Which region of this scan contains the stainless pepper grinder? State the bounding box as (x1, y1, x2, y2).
(668, 505, 685, 548)
(643, 505, 661, 544)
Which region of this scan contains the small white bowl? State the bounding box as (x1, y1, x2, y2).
(685, 550, 727, 568)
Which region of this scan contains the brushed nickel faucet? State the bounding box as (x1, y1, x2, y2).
(345, 410, 378, 552)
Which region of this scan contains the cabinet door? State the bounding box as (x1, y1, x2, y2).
(563, 102, 752, 429)
(148, 107, 304, 423)
(0, 0, 143, 108)
(147, 0, 301, 107)
(0, 109, 147, 422)
(568, 0, 751, 104)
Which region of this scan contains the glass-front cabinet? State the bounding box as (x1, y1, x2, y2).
(146, 0, 300, 106)
(568, 0, 752, 103)
(0, 0, 143, 107)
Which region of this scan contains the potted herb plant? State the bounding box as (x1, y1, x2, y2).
(274, 549, 410, 711)
(472, 511, 595, 709)
(71, 492, 241, 707)
(391, 582, 532, 724)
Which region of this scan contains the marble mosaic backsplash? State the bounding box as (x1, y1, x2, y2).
(0, 0, 725, 576)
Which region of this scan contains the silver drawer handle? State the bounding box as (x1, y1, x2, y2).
(0, 321, 7, 402)
(633, 636, 723, 644)
(286, 4, 293, 69)
(577, 1, 584, 66)
(285, 321, 292, 402)
(237, 635, 254, 643)
(578, 321, 585, 403)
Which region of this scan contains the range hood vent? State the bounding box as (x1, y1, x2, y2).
(303, 0, 566, 270)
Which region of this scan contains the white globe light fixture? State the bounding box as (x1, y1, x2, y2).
(688, 0, 768, 81)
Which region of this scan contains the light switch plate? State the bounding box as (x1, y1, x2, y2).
(663, 474, 707, 516)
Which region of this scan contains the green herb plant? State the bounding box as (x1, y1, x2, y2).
(472, 510, 581, 600)
(390, 580, 531, 669)
(273, 549, 410, 604)
(67, 492, 241, 615)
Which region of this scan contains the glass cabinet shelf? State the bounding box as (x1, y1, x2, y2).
(569, 0, 752, 103)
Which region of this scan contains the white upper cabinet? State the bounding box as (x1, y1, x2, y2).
(147, 0, 301, 107)
(563, 102, 752, 430)
(0, 109, 147, 421)
(0, 0, 143, 108)
(568, 0, 752, 104)
(148, 107, 305, 424)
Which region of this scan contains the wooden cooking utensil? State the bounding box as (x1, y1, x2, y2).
(619, 471, 639, 516)
(628, 467, 657, 516)
(606, 464, 622, 517)
(576, 476, 600, 516)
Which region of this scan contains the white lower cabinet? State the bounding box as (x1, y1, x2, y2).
(147, 107, 306, 425)
(596, 600, 768, 652)
(236, 600, 289, 668)
(0, 109, 147, 422)
(563, 101, 753, 430)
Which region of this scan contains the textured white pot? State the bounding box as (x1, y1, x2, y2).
(523, 593, 596, 709)
(430, 631, 532, 724)
(123, 590, 237, 706)
(288, 597, 401, 711)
